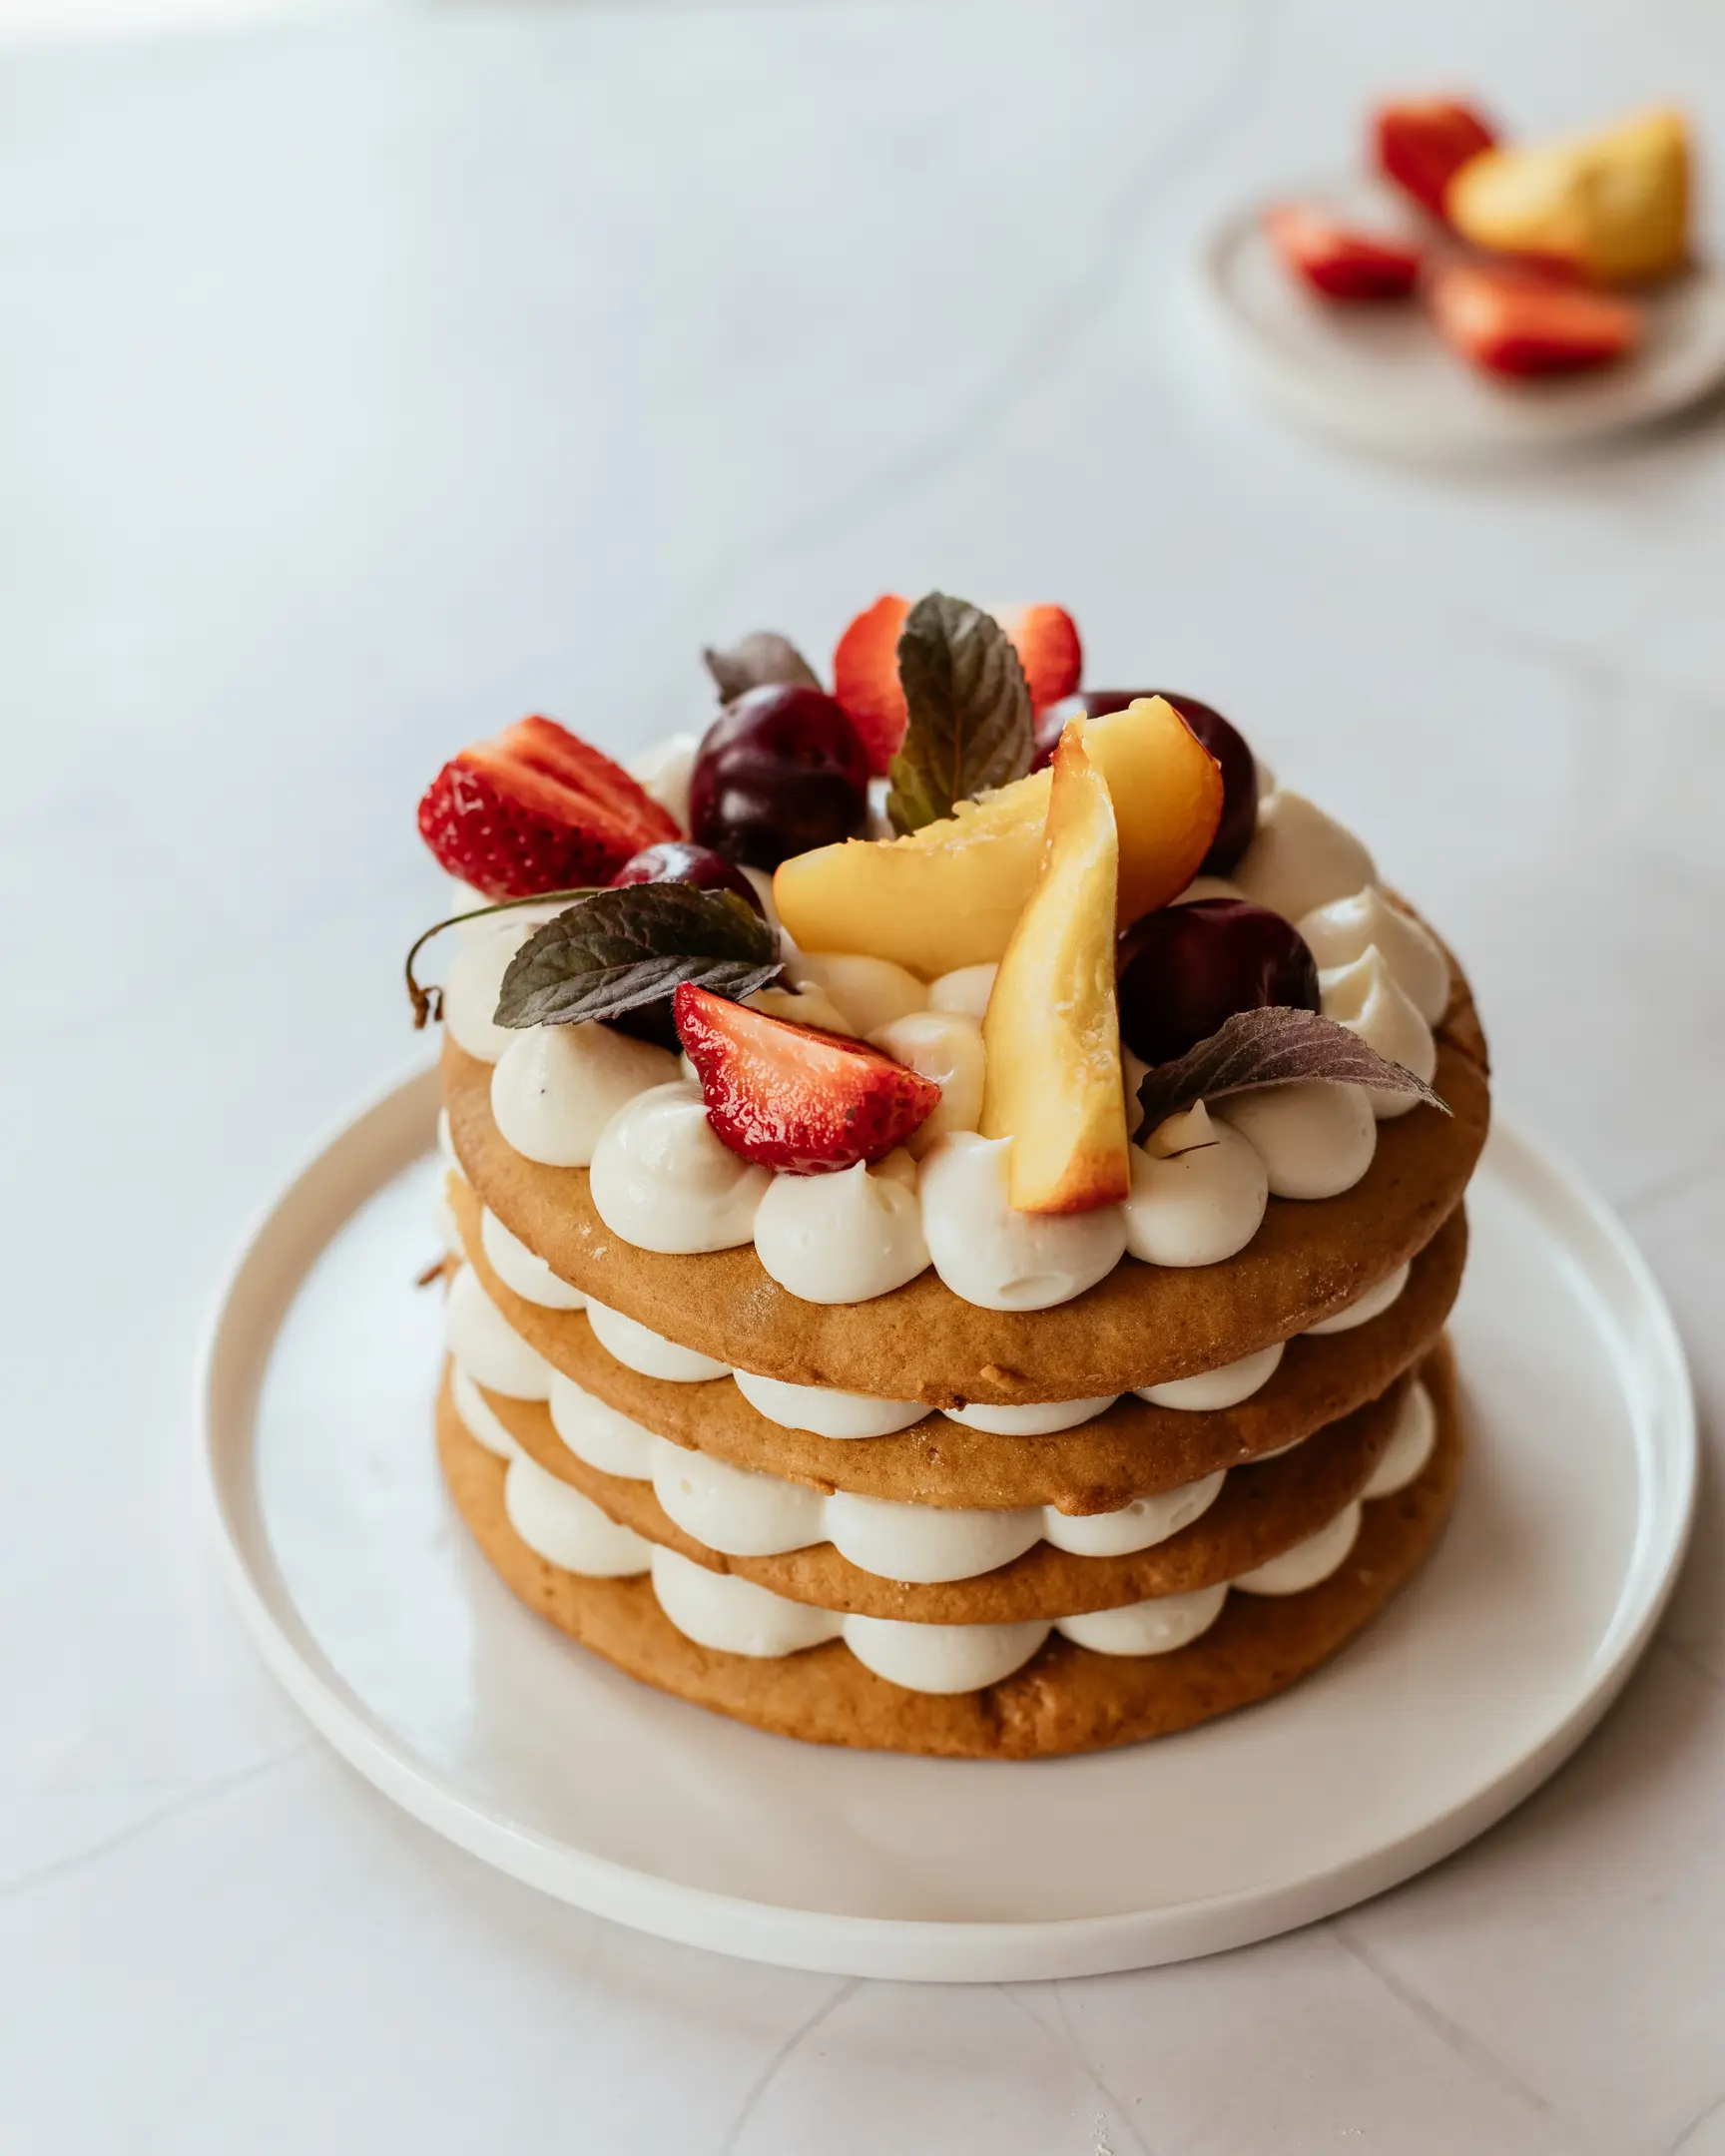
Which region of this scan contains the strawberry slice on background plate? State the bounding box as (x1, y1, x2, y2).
(674, 982, 941, 1173)
(1427, 261, 1640, 377)
(1263, 204, 1423, 300)
(418, 715, 679, 900)
(1374, 97, 1498, 222)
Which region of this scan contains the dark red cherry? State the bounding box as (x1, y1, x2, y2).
(610, 840, 765, 916)
(1036, 690, 1258, 874)
(1117, 898, 1319, 1068)
(690, 684, 869, 871)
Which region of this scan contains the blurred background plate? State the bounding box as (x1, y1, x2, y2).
(1195, 175, 1725, 457)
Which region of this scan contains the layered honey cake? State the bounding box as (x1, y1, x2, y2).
(407, 593, 1488, 1757)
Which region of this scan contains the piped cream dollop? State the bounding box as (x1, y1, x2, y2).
(627, 732, 698, 833)
(791, 952, 926, 1035)
(747, 983, 855, 1035)
(927, 963, 997, 1020)
(1233, 790, 1376, 923)
(918, 1133, 1127, 1312)
(1363, 1378, 1437, 1497)
(548, 1372, 658, 1478)
(588, 1080, 770, 1252)
(504, 1455, 654, 1576)
(942, 1393, 1117, 1435)
(753, 1151, 929, 1303)
(1233, 1501, 1362, 1594)
(1307, 1261, 1410, 1336)
(479, 1207, 587, 1311)
(490, 1023, 679, 1168)
(444, 1264, 554, 1399)
(440, 912, 560, 1064)
(1136, 1339, 1284, 1411)
(1123, 1102, 1269, 1268)
(1298, 888, 1450, 1024)
(867, 1009, 985, 1158)
(1319, 947, 1437, 1120)
(1214, 1081, 1376, 1200)
(1057, 1583, 1228, 1656)
(584, 1296, 731, 1382)
(732, 1368, 926, 1438)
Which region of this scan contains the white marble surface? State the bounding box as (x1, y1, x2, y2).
(3, 2, 1723, 2148)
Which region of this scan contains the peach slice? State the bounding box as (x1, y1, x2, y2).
(1446, 106, 1689, 284)
(773, 696, 1222, 977)
(979, 724, 1130, 1215)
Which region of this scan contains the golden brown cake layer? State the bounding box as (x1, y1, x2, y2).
(436, 1341, 1462, 1758)
(455, 1177, 1464, 1508)
(442, 968, 1487, 1405)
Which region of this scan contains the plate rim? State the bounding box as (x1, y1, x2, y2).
(199, 1065, 1697, 1981)
(1189, 179, 1725, 459)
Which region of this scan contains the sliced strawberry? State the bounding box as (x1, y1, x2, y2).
(1373, 98, 1497, 222)
(674, 983, 940, 1173)
(1427, 262, 1639, 377)
(832, 594, 911, 774)
(418, 715, 678, 900)
(996, 604, 1082, 711)
(1263, 205, 1423, 300)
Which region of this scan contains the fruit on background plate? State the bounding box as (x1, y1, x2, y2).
(1373, 97, 1497, 221)
(773, 695, 1224, 977)
(673, 983, 941, 1173)
(979, 726, 1129, 1215)
(418, 715, 678, 899)
(832, 595, 1081, 773)
(1445, 106, 1689, 283)
(688, 683, 870, 870)
(1262, 204, 1423, 299)
(1428, 261, 1639, 377)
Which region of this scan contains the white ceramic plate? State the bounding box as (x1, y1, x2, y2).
(202, 1065, 1694, 1980)
(1193, 176, 1725, 458)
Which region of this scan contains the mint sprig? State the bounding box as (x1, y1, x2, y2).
(703, 631, 821, 704)
(886, 593, 1033, 835)
(494, 884, 782, 1029)
(1134, 1006, 1449, 1140)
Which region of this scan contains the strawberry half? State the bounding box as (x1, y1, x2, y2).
(418, 715, 678, 900)
(996, 604, 1082, 711)
(832, 593, 911, 775)
(1427, 262, 1639, 377)
(1263, 204, 1422, 300)
(1373, 98, 1496, 224)
(674, 983, 940, 1173)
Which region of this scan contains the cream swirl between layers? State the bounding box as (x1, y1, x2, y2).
(521, 1364, 1229, 1583)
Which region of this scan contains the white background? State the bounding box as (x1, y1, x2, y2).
(4, 2, 1724, 2149)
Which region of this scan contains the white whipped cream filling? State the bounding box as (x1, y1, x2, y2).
(1135, 1339, 1284, 1411)
(450, 1361, 524, 1460)
(944, 1393, 1119, 1435)
(588, 1081, 771, 1253)
(444, 1264, 554, 1399)
(731, 1368, 925, 1438)
(541, 1367, 1229, 1583)
(919, 1133, 1127, 1312)
(926, 963, 997, 1020)
(753, 1152, 929, 1303)
(505, 1453, 657, 1576)
(479, 1206, 588, 1311)
(491, 1022, 680, 1167)
(1057, 1583, 1229, 1656)
(1232, 1500, 1362, 1595)
(1320, 947, 1438, 1121)
(1307, 1261, 1411, 1337)
(1214, 1081, 1377, 1201)
(1233, 790, 1377, 923)
(747, 982, 855, 1035)
(1362, 1378, 1437, 1497)
(583, 1295, 731, 1382)
(789, 952, 926, 1036)
(440, 911, 558, 1064)
(1124, 1102, 1269, 1267)
(866, 1010, 986, 1159)
(626, 732, 698, 834)
(435, 1171, 465, 1262)
(1298, 888, 1450, 1024)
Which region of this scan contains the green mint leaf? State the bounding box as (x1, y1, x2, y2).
(1134, 1006, 1449, 1139)
(885, 593, 1032, 835)
(702, 631, 821, 703)
(494, 885, 782, 1029)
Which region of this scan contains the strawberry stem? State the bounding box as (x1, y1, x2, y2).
(403, 888, 598, 1030)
